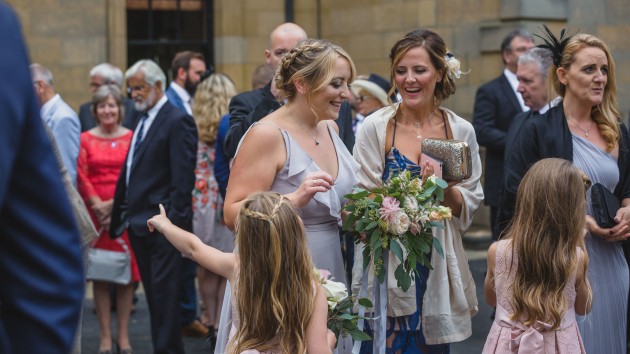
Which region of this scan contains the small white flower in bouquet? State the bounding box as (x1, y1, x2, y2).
(314, 269, 373, 346)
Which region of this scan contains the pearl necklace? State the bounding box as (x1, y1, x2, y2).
(568, 118, 594, 138)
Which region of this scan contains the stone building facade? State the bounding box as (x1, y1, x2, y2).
(8, 0, 630, 228)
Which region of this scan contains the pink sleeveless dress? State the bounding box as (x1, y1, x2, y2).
(482, 240, 585, 354)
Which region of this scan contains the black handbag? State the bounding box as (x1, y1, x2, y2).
(590, 183, 620, 228)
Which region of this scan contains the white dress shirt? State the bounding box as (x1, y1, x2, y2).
(169, 82, 192, 115)
(504, 68, 528, 112)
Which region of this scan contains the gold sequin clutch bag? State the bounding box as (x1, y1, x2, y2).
(421, 138, 472, 181)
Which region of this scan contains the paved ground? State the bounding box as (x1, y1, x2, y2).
(451, 254, 494, 353)
(81, 235, 493, 353)
(81, 295, 214, 353)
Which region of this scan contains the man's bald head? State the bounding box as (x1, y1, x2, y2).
(265, 22, 308, 69)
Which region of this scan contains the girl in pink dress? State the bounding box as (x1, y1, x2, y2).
(77, 85, 140, 354)
(483, 158, 592, 354)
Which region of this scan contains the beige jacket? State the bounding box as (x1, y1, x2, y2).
(351, 104, 482, 344)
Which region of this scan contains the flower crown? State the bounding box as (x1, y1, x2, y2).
(534, 24, 575, 67)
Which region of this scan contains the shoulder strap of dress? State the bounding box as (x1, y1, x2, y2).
(254, 120, 283, 131)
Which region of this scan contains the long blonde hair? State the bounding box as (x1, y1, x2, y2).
(192, 73, 236, 145)
(551, 33, 621, 152)
(228, 192, 316, 354)
(506, 158, 592, 330)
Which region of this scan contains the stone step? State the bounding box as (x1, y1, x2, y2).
(463, 227, 492, 251)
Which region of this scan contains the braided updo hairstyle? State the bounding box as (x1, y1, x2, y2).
(389, 29, 465, 105)
(230, 191, 316, 354)
(274, 38, 356, 103)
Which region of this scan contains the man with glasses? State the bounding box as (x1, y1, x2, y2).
(472, 29, 535, 242)
(77, 63, 141, 132)
(30, 63, 81, 185)
(111, 59, 197, 354)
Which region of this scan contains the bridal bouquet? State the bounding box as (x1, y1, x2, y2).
(342, 170, 451, 292)
(314, 269, 372, 346)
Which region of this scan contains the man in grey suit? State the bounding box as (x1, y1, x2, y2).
(472, 29, 534, 241)
(31, 63, 81, 184)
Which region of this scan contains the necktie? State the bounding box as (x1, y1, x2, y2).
(133, 113, 148, 154)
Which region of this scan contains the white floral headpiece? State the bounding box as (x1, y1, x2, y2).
(444, 53, 464, 80)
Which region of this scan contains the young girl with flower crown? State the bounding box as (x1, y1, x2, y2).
(483, 158, 592, 353)
(147, 191, 336, 354)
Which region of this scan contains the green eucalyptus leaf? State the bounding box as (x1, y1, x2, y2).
(362, 246, 371, 271)
(365, 220, 379, 231)
(433, 236, 444, 258)
(349, 329, 372, 341)
(436, 179, 448, 188)
(339, 313, 354, 320)
(358, 298, 373, 308)
(398, 271, 412, 292)
(389, 239, 404, 262)
(345, 190, 370, 200)
(373, 245, 382, 262)
(376, 267, 386, 283)
(342, 214, 357, 231)
(435, 188, 444, 201)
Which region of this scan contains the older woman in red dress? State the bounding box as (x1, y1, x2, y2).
(77, 84, 140, 354)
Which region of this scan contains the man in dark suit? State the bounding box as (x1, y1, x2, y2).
(78, 63, 140, 131)
(0, 3, 84, 353)
(497, 47, 554, 236)
(111, 59, 197, 354)
(472, 29, 534, 241)
(164, 50, 210, 338)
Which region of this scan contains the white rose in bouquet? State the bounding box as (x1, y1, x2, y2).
(322, 278, 348, 310)
(387, 211, 410, 235)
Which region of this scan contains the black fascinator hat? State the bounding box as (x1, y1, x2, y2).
(534, 24, 576, 67)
